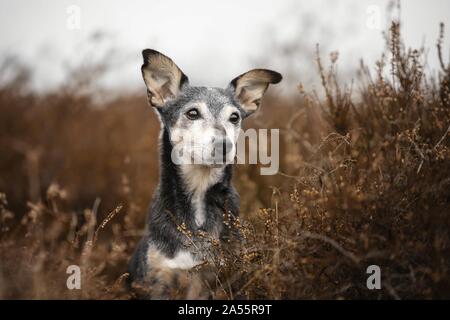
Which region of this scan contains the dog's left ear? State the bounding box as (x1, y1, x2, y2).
(229, 69, 282, 114)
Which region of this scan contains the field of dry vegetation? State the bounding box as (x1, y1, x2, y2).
(0, 22, 449, 299)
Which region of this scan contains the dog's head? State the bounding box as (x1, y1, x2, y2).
(141, 49, 282, 166)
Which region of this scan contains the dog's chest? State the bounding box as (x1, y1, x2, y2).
(180, 165, 224, 228)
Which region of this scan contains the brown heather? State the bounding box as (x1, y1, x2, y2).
(0, 22, 449, 299)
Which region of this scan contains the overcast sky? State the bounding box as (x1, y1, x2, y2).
(0, 0, 449, 93)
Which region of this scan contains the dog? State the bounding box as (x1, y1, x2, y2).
(127, 49, 281, 298)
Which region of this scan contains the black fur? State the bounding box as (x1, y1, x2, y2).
(127, 128, 239, 285)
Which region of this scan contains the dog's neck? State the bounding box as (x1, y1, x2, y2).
(158, 128, 232, 228)
(179, 164, 224, 226)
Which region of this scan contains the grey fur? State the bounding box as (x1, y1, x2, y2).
(127, 49, 281, 297)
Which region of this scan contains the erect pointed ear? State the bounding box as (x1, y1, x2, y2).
(228, 69, 282, 114)
(141, 49, 189, 108)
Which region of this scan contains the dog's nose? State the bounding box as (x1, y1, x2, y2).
(213, 138, 233, 153)
(213, 137, 234, 162)
(224, 138, 234, 153)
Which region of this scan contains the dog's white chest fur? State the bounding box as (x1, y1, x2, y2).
(162, 250, 199, 269)
(180, 165, 224, 227)
(147, 246, 200, 269)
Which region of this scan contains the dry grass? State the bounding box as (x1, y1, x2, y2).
(0, 22, 449, 299)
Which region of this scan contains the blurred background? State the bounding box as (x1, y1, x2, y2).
(1, 0, 449, 299)
(2, 0, 449, 219)
(1, 0, 449, 92)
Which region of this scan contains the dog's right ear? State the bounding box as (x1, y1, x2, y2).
(141, 49, 189, 108)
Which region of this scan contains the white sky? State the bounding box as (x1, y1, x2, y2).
(0, 0, 449, 93)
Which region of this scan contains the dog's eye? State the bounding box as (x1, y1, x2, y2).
(186, 108, 200, 120)
(229, 112, 240, 124)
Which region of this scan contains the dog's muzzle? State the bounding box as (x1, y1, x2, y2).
(212, 137, 234, 164)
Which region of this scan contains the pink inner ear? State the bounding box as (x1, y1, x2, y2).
(237, 87, 251, 105)
(160, 79, 176, 99)
(142, 49, 189, 107)
(236, 81, 269, 112)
